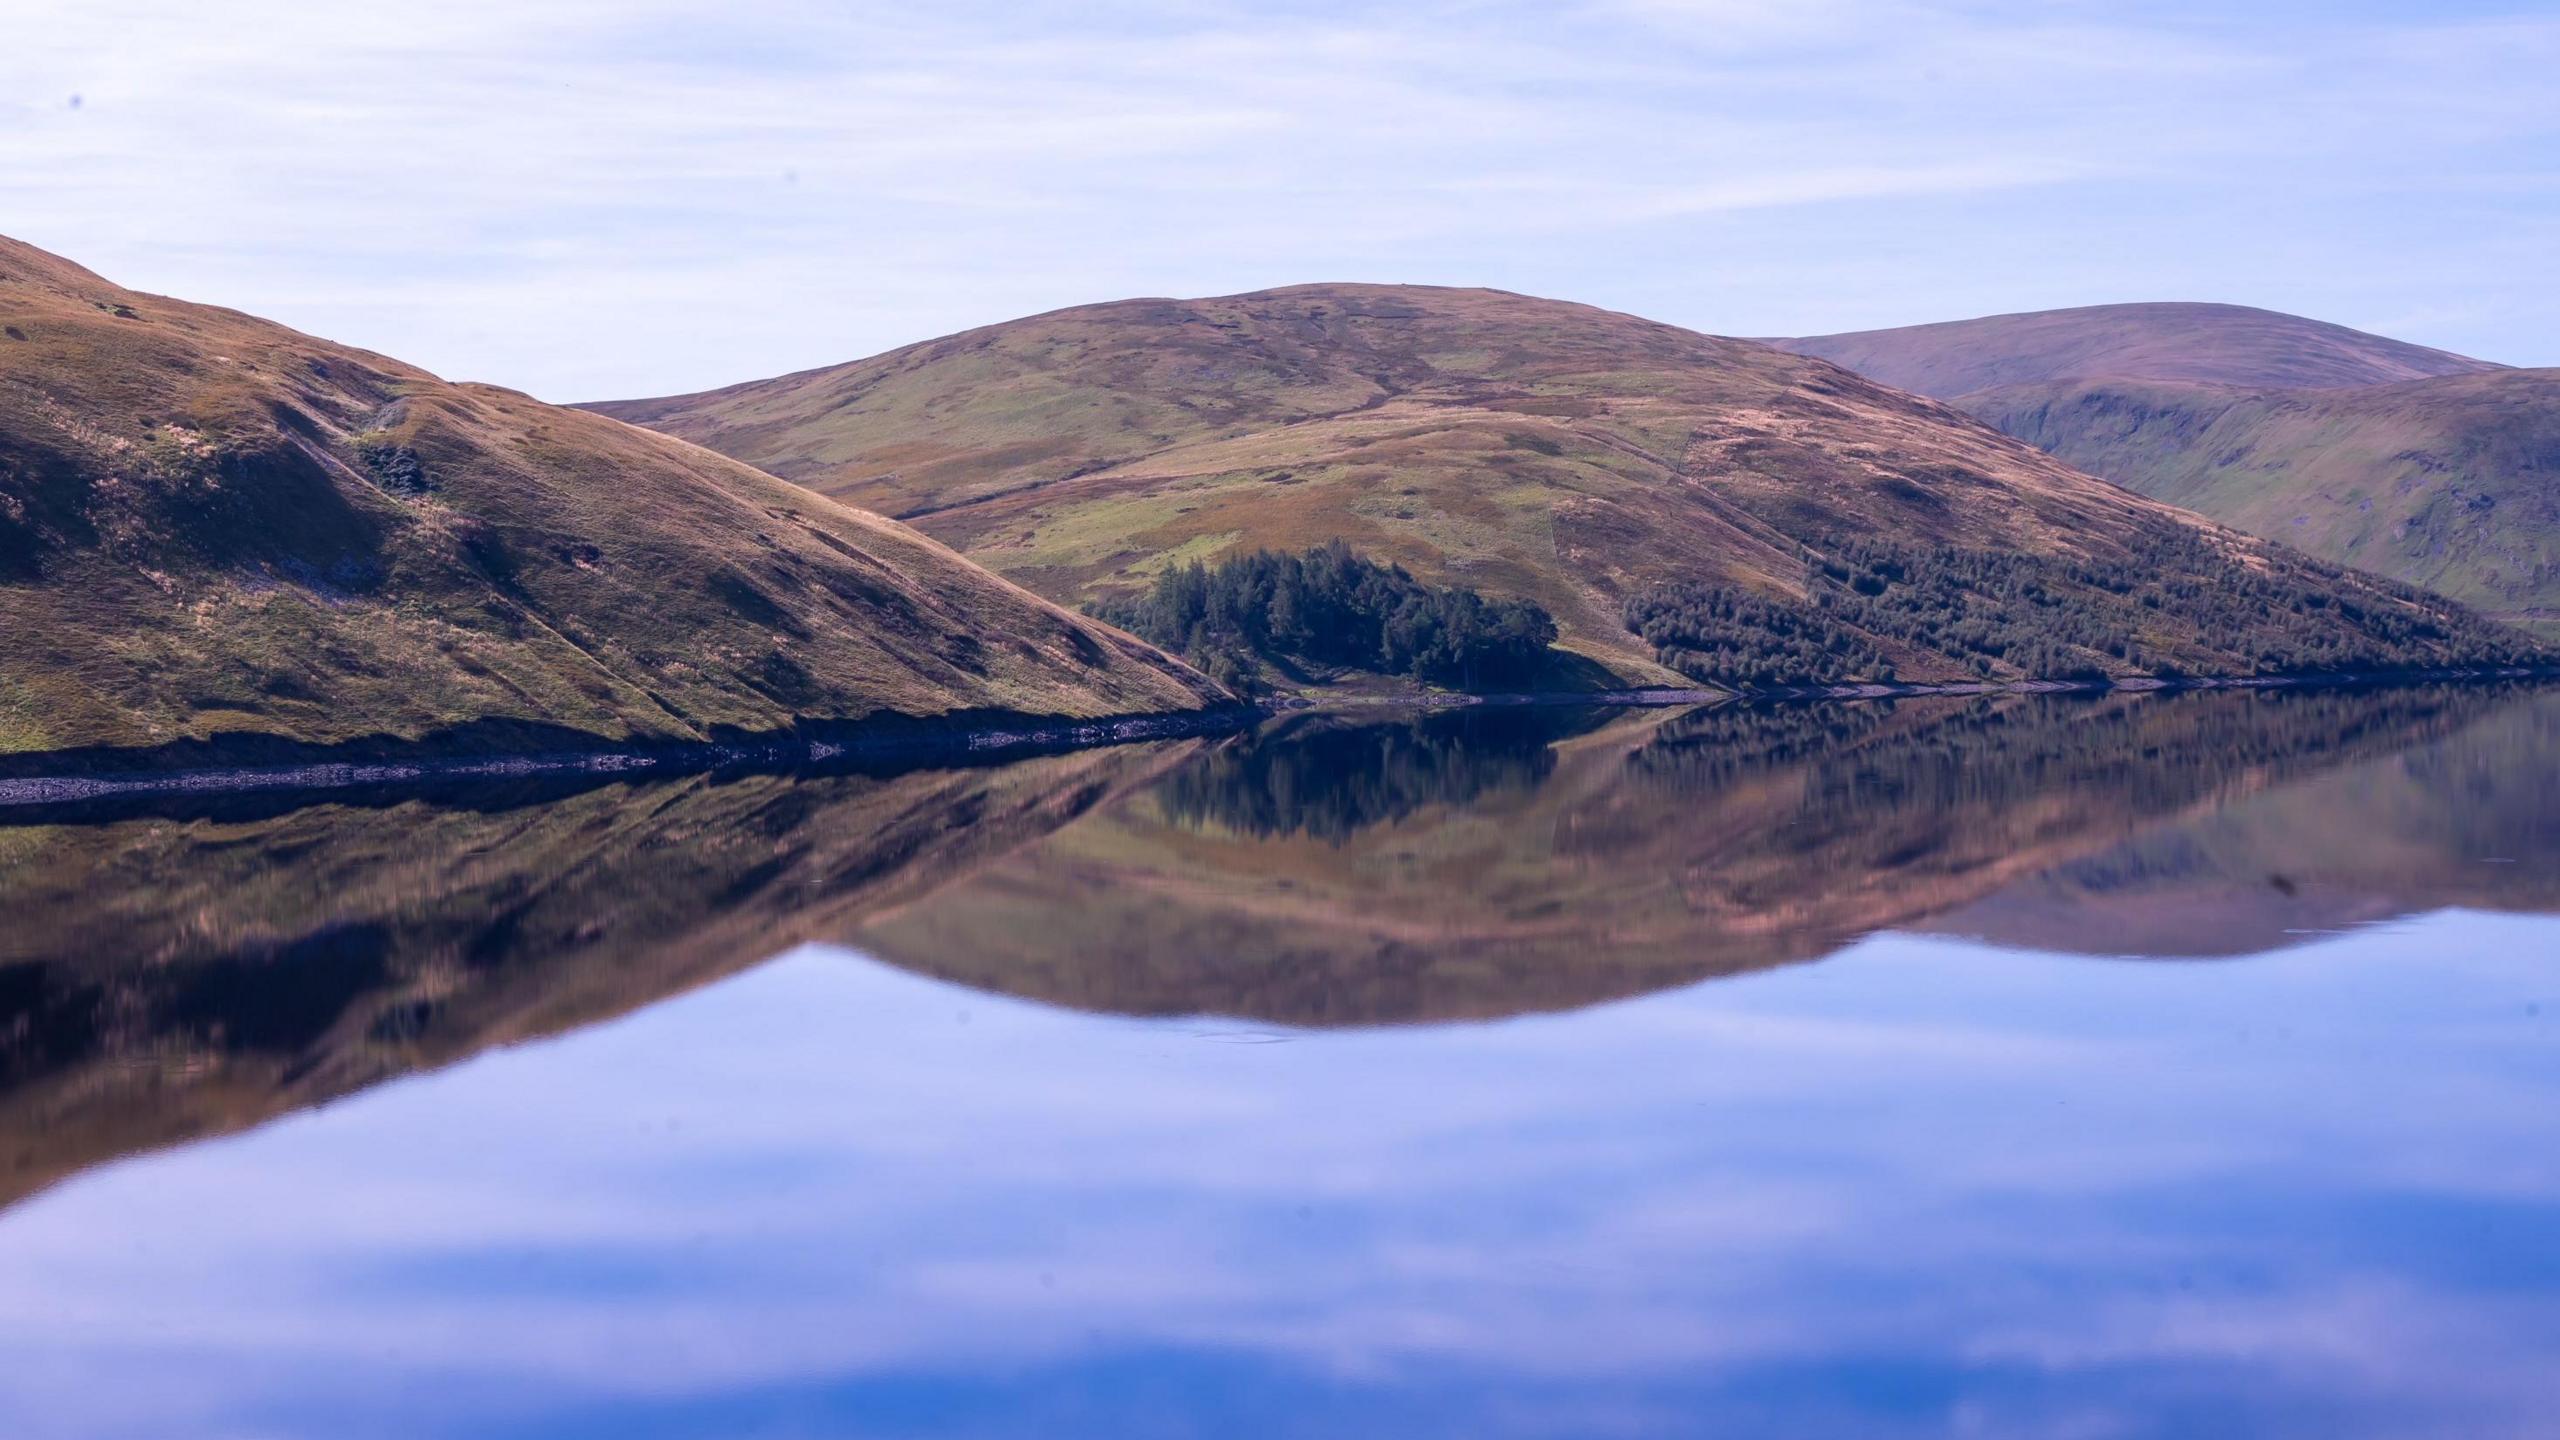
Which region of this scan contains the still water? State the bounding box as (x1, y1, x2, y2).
(2, 687, 2556, 1437)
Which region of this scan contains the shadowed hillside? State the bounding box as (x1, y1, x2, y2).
(592, 286, 2539, 686)
(1766, 302, 2559, 628)
(1768, 302, 2502, 397)
(1972, 368, 2560, 625)
(0, 236, 1223, 764)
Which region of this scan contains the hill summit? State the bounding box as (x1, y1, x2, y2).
(1767, 301, 2503, 397)
(594, 284, 2542, 686)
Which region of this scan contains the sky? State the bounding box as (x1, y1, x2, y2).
(4, 0, 2556, 401)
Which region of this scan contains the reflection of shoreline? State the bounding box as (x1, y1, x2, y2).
(1279, 665, 2560, 708)
(12, 670, 2555, 817)
(0, 705, 1249, 817)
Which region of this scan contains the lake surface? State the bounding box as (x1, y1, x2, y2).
(2, 686, 2557, 1438)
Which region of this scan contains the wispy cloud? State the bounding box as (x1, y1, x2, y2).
(3, 0, 2554, 397)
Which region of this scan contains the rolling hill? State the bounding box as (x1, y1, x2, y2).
(1767, 304, 2559, 626)
(592, 286, 2542, 687)
(1766, 301, 2502, 397)
(0, 236, 1225, 763)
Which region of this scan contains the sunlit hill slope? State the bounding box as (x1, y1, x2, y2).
(0, 236, 1224, 761)
(596, 285, 2540, 685)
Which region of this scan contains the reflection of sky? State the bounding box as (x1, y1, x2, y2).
(1, 913, 2555, 1439)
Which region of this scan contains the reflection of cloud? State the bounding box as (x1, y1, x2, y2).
(0, 916, 2556, 1436)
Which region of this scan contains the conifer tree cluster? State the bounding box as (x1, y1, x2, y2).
(1096, 541, 1559, 691)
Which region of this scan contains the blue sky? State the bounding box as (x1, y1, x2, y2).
(5, 1, 2555, 400)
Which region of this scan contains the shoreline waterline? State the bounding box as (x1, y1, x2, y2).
(6, 664, 2556, 813)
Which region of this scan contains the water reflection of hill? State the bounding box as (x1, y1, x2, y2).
(1924, 691, 2560, 955)
(7, 683, 2559, 1211)
(854, 686, 2555, 1023)
(0, 745, 1190, 1209)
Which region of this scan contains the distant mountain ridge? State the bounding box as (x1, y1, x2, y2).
(0, 235, 1225, 762)
(592, 284, 2542, 687)
(1766, 301, 2504, 396)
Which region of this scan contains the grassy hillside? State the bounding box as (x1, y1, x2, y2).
(593, 285, 2540, 686)
(1971, 369, 2560, 626)
(1768, 301, 2502, 397)
(0, 236, 1223, 760)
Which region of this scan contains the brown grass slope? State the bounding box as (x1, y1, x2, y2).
(0, 236, 1222, 758)
(1968, 368, 2560, 625)
(1766, 301, 2503, 398)
(593, 285, 2531, 684)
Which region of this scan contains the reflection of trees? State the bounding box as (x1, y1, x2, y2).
(1919, 687, 2560, 956)
(1625, 700, 1897, 791)
(1153, 707, 1609, 844)
(1633, 685, 2517, 829)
